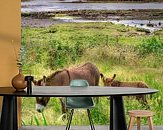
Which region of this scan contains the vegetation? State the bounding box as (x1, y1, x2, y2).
(21, 22, 163, 126)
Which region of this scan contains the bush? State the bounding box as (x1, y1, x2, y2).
(136, 36, 163, 57)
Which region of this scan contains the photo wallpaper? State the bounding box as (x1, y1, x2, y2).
(21, 0, 163, 126)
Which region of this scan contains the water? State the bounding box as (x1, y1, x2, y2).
(21, 0, 163, 13)
(53, 17, 163, 33)
(21, 0, 163, 32)
(109, 20, 163, 33)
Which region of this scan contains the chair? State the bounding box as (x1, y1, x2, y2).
(128, 110, 154, 130)
(65, 79, 95, 130)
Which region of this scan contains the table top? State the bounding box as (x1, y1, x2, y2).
(0, 86, 158, 97)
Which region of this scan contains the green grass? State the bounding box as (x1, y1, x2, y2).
(21, 22, 163, 125)
(21, 69, 163, 125)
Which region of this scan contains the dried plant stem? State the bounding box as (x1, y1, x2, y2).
(11, 40, 18, 61)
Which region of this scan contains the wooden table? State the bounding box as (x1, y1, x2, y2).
(0, 86, 158, 130)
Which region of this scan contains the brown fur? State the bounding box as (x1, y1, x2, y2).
(100, 73, 149, 104)
(34, 62, 100, 113)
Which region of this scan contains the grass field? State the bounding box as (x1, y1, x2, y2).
(21, 22, 163, 126)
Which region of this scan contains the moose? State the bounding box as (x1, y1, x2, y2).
(100, 73, 149, 104)
(33, 62, 100, 114)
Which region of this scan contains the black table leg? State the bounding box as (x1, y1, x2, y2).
(0, 96, 18, 130)
(110, 96, 127, 130)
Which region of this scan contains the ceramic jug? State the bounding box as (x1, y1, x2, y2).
(11, 70, 27, 91)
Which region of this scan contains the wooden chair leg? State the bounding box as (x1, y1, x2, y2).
(128, 116, 134, 130)
(148, 116, 154, 130)
(137, 117, 141, 130)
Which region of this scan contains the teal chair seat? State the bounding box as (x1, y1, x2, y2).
(66, 97, 94, 108)
(65, 79, 95, 130)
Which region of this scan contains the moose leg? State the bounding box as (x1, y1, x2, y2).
(136, 95, 148, 106)
(94, 97, 99, 104)
(59, 98, 67, 114)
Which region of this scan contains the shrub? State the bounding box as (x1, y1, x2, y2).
(136, 36, 163, 57)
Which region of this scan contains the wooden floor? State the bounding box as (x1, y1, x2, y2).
(20, 125, 163, 130)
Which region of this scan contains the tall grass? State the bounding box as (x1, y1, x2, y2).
(21, 22, 163, 125)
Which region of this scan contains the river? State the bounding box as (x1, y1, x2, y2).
(21, 0, 163, 32)
(21, 0, 163, 13)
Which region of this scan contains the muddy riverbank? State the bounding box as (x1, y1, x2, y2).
(22, 9, 163, 27)
(22, 9, 163, 20)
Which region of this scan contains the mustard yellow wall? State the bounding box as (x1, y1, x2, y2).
(0, 0, 21, 126)
(0, 0, 21, 85)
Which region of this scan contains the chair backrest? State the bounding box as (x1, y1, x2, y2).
(66, 79, 94, 108)
(70, 79, 89, 87)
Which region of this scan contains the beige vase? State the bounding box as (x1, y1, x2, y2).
(11, 70, 27, 91)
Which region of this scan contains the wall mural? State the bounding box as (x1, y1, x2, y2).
(21, 0, 163, 126)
